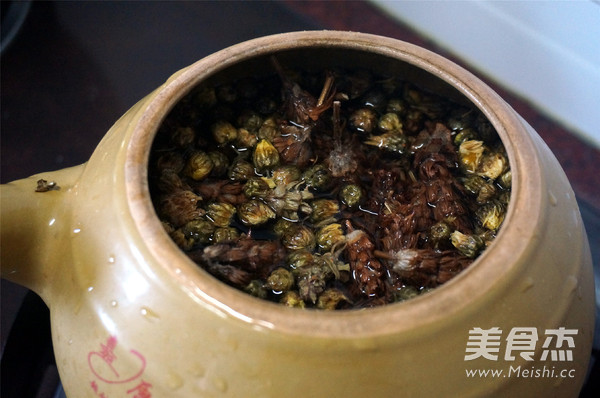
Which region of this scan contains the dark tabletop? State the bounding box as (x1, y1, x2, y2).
(1, 1, 598, 396)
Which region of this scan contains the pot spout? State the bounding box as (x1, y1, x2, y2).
(1, 164, 84, 302)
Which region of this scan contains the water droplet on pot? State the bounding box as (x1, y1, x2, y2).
(520, 277, 534, 292)
(73, 299, 83, 315)
(140, 307, 160, 322)
(166, 372, 184, 390)
(565, 275, 578, 294)
(213, 377, 228, 392)
(110, 300, 118, 307)
(108, 255, 116, 264)
(548, 191, 558, 206)
(189, 363, 206, 378)
(87, 286, 94, 292)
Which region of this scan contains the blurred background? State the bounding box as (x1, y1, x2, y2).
(1, 1, 598, 397)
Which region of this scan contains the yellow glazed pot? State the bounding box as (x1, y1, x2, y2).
(1, 31, 594, 397)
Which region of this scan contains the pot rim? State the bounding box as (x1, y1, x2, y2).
(125, 30, 541, 338)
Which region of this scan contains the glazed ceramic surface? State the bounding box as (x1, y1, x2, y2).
(1, 31, 594, 397)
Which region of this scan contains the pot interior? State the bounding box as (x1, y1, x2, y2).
(134, 33, 520, 334)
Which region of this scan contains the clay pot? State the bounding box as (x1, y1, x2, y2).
(1, 31, 594, 397)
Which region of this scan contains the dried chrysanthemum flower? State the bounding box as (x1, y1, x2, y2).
(244, 280, 268, 299)
(294, 262, 332, 304)
(378, 112, 403, 132)
(171, 126, 195, 147)
(156, 169, 187, 193)
(316, 223, 345, 252)
(453, 128, 478, 145)
(477, 151, 507, 180)
(450, 231, 484, 258)
(339, 184, 363, 208)
(257, 116, 279, 141)
(168, 228, 194, 251)
(310, 199, 339, 225)
(237, 109, 263, 132)
(429, 220, 453, 248)
(235, 128, 258, 149)
(316, 288, 350, 310)
(272, 165, 302, 186)
(206, 202, 236, 227)
(266, 267, 295, 293)
(273, 218, 296, 237)
(349, 107, 378, 134)
(280, 291, 306, 308)
(498, 170, 512, 190)
(237, 199, 276, 226)
(181, 218, 215, 245)
(386, 98, 406, 114)
(364, 132, 408, 154)
(302, 163, 331, 191)
(185, 151, 214, 181)
(253, 139, 280, 170)
(263, 184, 313, 219)
(462, 174, 497, 204)
(476, 201, 506, 231)
(212, 226, 240, 243)
(392, 286, 419, 303)
(228, 159, 255, 181)
(286, 250, 314, 270)
(207, 151, 229, 177)
(243, 177, 272, 199)
(281, 225, 316, 251)
(458, 140, 485, 173)
(211, 120, 238, 144)
(383, 249, 420, 273)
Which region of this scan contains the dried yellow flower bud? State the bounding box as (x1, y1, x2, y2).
(266, 267, 295, 292)
(185, 151, 214, 181)
(212, 227, 240, 243)
(211, 120, 238, 144)
(476, 201, 506, 231)
(316, 288, 350, 310)
(451, 231, 484, 258)
(349, 108, 378, 133)
(237, 199, 276, 226)
(477, 152, 507, 180)
(282, 225, 316, 251)
(206, 202, 236, 227)
(286, 250, 314, 269)
(316, 223, 345, 252)
(310, 199, 339, 224)
(459, 140, 485, 173)
(280, 291, 306, 308)
(253, 139, 280, 170)
(378, 112, 402, 132)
